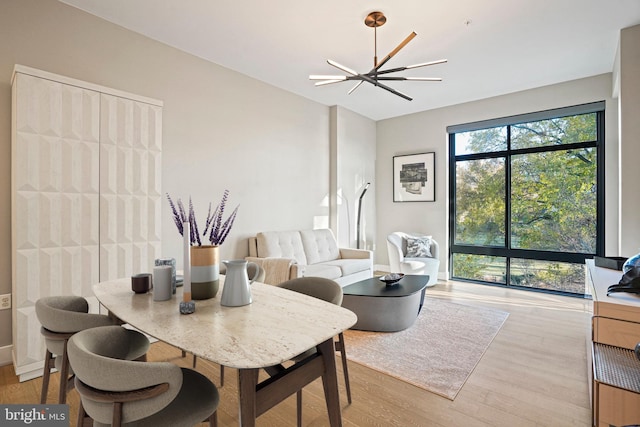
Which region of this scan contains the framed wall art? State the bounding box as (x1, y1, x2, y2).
(393, 152, 435, 202)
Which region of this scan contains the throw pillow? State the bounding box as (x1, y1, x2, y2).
(405, 236, 433, 258)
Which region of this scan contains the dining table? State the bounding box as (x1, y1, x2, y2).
(93, 276, 357, 427)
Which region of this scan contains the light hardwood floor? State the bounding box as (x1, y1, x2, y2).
(0, 280, 592, 426)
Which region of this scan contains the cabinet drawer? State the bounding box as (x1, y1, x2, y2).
(593, 317, 640, 349)
(597, 383, 640, 426)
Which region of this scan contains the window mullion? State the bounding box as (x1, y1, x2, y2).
(505, 125, 512, 285)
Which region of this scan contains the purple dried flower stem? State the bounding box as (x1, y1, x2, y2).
(177, 200, 187, 230)
(203, 202, 213, 236)
(188, 198, 201, 246)
(209, 204, 221, 241)
(166, 194, 185, 235)
(167, 190, 238, 246)
(215, 206, 238, 245)
(211, 190, 229, 243)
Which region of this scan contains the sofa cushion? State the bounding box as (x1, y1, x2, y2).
(256, 231, 307, 265)
(303, 263, 342, 280)
(300, 229, 340, 264)
(323, 258, 371, 276)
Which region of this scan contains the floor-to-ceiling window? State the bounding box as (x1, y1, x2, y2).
(448, 102, 604, 296)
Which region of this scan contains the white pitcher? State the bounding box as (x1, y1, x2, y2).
(220, 260, 259, 307)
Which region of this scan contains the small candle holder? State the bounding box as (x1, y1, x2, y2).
(155, 258, 176, 293)
(131, 273, 152, 294)
(179, 300, 196, 314)
(180, 220, 194, 315)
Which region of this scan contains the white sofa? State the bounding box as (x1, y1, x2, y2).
(246, 229, 373, 286)
(387, 232, 440, 287)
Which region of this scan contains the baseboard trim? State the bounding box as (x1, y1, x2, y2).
(374, 264, 390, 272)
(0, 345, 12, 367)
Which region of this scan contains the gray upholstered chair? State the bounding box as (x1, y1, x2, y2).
(276, 277, 352, 427)
(35, 296, 149, 404)
(188, 262, 266, 387)
(68, 325, 219, 427)
(387, 232, 440, 287)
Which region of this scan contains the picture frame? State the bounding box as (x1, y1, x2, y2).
(393, 152, 435, 202)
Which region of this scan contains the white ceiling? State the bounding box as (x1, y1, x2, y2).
(59, 0, 640, 121)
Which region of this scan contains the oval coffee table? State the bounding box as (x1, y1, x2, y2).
(341, 274, 429, 332)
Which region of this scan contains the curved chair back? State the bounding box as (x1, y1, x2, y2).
(386, 233, 406, 273)
(35, 296, 120, 404)
(36, 296, 114, 355)
(277, 277, 343, 305)
(68, 326, 182, 424)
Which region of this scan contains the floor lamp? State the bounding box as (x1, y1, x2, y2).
(356, 183, 370, 249)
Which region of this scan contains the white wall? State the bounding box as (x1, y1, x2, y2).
(331, 106, 377, 250)
(0, 0, 335, 350)
(376, 74, 620, 275)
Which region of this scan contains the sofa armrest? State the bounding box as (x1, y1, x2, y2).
(339, 248, 373, 260)
(245, 256, 298, 285)
(289, 264, 305, 279)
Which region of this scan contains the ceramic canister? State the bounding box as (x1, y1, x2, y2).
(155, 257, 177, 293)
(153, 265, 173, 301)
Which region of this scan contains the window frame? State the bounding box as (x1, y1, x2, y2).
(447, 102, 605, 295)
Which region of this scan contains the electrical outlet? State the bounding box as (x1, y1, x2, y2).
(0, 293, 10, 310)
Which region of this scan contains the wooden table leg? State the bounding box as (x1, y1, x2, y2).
(238, 368, 259, 427)
(238, 340, 344, 427)
(317, 338, 343, 427)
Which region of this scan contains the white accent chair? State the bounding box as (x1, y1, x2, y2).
(387, 232, 440, 287)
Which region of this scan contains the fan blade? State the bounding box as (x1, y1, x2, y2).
(371, 60, 447, 77)
(405, 77, 442, 81)
(347, 81, 364, 95)
(314, 79, 346, 86)
(376, 76, 442, 81)
(376, 76, 442, 82)
(406, 59, 448, 69)
(327, 59, 358, 76)
(375, 32, 417, 70)
(358, 74, 413, 101)
(370, 66, 407, 76)
(374, 82, 413, 101)
(309, 75, 347, 81)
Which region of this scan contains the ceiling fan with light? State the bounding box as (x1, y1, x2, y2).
(309, 11, 447, 101)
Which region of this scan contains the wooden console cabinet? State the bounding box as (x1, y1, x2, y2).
(587, 259, 640, 426)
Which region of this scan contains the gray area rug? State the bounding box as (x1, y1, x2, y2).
(343, 298, 509, 400)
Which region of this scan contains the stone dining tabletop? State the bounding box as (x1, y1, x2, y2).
(93, 276, 357, 369)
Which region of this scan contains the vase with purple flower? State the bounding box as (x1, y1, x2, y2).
(167, 190, 238, 299)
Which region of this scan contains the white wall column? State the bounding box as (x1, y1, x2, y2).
(618, 24, 640, 256)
